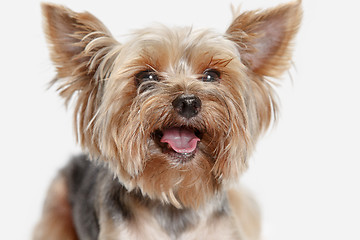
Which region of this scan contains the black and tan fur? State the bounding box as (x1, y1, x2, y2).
(34, 2, 301, 240)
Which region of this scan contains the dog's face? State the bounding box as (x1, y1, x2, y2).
(97, 29, 252, 208)
(42, 2, 301, 208)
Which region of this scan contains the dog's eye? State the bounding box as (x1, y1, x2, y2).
(201, 69, 221, 82)
(135, 70, 159, 85)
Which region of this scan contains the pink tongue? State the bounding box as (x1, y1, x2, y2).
(160, 128, 200, 154)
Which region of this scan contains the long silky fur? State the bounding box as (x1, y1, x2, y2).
(37, 2, 302, 239)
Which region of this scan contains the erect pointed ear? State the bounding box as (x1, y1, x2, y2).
(41, 3, 119, 153)
(226, 1, 302, 77)
(42, 3, 118, 81)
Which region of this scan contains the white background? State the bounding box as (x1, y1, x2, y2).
(1, 0, 359, 239)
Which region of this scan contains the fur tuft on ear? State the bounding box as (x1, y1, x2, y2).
(42, 3, 120, 154)
(226, 0, 302, 77)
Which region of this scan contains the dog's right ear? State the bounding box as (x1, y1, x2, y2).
(42, 3, 120, 153)
(42, 3, 119, 82)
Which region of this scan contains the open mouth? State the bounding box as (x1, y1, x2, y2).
(153, 127, 203, 160)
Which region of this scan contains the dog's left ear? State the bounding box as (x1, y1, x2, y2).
(226, 1, 302, 77)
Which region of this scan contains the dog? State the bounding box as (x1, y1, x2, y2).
(34, 1, 301, 239)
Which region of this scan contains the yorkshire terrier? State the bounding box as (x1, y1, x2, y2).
(34, 1, 301, 240)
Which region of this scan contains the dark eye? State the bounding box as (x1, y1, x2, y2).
(201, 69, 221, 82)
(135, 70, 159, 86)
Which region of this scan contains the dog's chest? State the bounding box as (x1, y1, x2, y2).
(99, 205, 240, 240)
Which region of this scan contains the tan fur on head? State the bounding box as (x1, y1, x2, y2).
(42, 2, 302, 209)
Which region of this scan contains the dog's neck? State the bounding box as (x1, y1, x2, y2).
(102, 173, 230, 239)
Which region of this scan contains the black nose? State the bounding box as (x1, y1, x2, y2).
(172, 94, 202, 119)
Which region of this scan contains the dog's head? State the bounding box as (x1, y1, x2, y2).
(42, 2, 301, 208)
